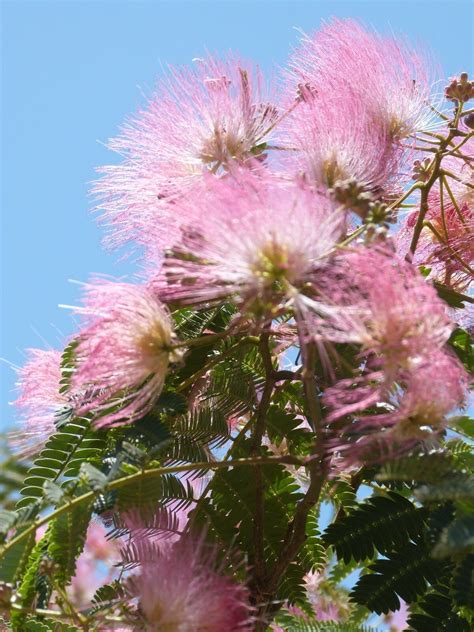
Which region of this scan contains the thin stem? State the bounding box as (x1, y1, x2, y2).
(388, 181, 423, 211)
(442, 175, 470, 228)
(0, 455, 302, 561)
(250, 332, 275, 592)
(407, 128, 458, 259)
(424, 221, 474, 275)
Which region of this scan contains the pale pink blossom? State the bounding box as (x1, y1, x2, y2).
(325, 350, 467, 463)
(122, 533, 252, 631)
(93, 54, 278, 261)
(286, 19, 437, 143)
(72, 281, 181, 426)
(11, 349, 66, 454)
(157, 171, 344, 326)
(281, 84, 401, 196)
(336, 248, 454, 375)
(385, 599, 410, 632)
(398, 140, 473, 290)
(68, 521, 119, 608)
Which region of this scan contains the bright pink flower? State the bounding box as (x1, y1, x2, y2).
(93, 54, 278, 261)
(123, 534, 252, 631)
(398, 140, 473, 289)
(337, 248, 454, 375)
(281, 85, 401, 196)
(72, 281, 181, 426)
(12, 349, 66, 454)
(325, 350, 467, 464)
(157, 172, 344, 322)
(397, 200, 473, 292)
(286, 19, 437, 143)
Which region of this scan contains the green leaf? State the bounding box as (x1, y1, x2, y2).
(350, 543, 443, 614)
(115, 472, 194, 510)
(24, 618, 79, 631)
(376, 452, 455, 484)
(415, 475, 474, 503)
(432, 516, 474, 558)
(79, 462, 108, 491)
(46, 501, 93, 585)
(453, 555, 474, 608)
(323, 492, 426, 563)
(17, 418, 91, 509)
(448, 327, 473, 372)
(0, 529, 36, 583)
(408, 587, 471, 632)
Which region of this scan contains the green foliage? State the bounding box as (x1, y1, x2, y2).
(350, 543, 443, 614)
(115, 470, 195, 510)
(407, 586, 472, 632)
(24, 618, 79, 631)
(323, 491, 427, 563)
(271, 612, 374, 632)
(46, 501, 94, 585)
(16, 416, 104, 509)
(448, 326, 473, 372)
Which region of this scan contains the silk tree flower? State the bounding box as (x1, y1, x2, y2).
(338, 248, 454, 375)
(280, 83, 401, 197)
(396, 195, 473, 292)
(93, 54, 279, 260)
(326, 350, 467, 465)
(157, 172, 345, 329)
(68, 521, 119, 609)
(121, 530, 252, 631)
(71, 281, 182, 427)
(285, 18, 438, 144)
(11, 349, 67, 455)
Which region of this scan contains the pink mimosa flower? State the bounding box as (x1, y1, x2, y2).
(12, 349, 66, 454)
(325, 350, 467, 464)
(157, 172, 344, 327)
(122, 532, 252, 631)
(338, 248, 454, 374)
(71, 281, 182, 426)
(280, 85, 401, 197)
(93, 54, 278, 262)
(286, 19, 438, 143)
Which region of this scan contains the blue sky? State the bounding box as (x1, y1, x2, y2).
(1, 0, 473, 430)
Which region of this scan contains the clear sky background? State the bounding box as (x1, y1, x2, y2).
(1, 0, 473, 431)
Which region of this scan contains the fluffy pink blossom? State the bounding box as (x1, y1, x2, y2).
(281, 83, 401, 196)
(68, 521, 119, 608)
(325, 350, 467, 463)
(286, 19, 437, 143)
(336, 248, 454, 375)
(122, 533, 252, 631)
(93, 54, 278, 261)
(11, 349, 66, 454)
(157, 172, 344, 325)
(385, 599, 410, 632)
(398, 141, 473, 290)
(72, 281, 181, 426)
(397, 200, 473, 291)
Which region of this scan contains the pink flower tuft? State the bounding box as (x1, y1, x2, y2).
(123, 533, 252, 631)
(338, 248, 454, 375)
(281, 84, 401, 196)
(93, 54, 278, 262)
(325, 350, 467, 464)
(286, 19, 437, 142)
(157, 171, 344, 323)
(72, 281, 181, 426)
(12, 349, 66, 454)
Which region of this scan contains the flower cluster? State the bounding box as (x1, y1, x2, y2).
(9, 16, 472, 631)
